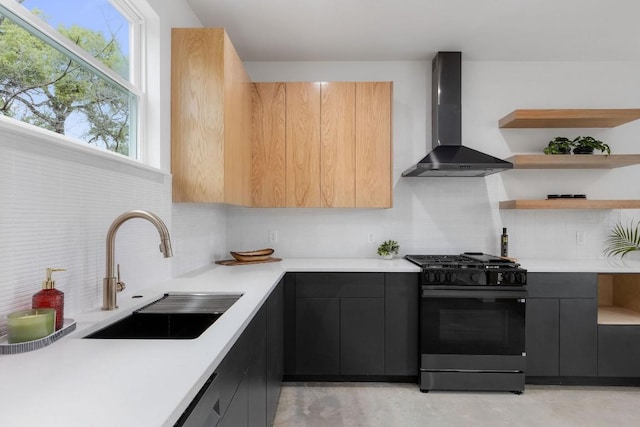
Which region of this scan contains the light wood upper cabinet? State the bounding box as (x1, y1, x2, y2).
(286, 82, 322, 208)
(355, 82, 392, 208)
(321, 82, 356, 208)
(252, 83, 286, 207)
(171, 28, 251, 205)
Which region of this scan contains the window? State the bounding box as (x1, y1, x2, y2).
(0, 0, 144, 159)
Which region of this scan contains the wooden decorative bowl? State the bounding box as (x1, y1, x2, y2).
(230, 248, 275, 262)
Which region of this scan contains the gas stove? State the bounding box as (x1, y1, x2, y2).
(405, 252, 527, 286)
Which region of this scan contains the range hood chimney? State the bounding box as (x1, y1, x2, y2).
(402, 51, 512, 177)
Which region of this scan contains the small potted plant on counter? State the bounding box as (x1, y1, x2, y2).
(572, 136, 611, 155)
(604, 221, 640, 258)
(377, 240, 399, 260)
(543, 137, 573, 154)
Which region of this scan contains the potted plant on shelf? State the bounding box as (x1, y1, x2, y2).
(572, 136, 611, 155)
(603, 221, 640, 258)
(543, 137, 573, 154)
(377, 240, 399, 260)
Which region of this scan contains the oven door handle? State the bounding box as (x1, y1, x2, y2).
(421, 288, 528, 299)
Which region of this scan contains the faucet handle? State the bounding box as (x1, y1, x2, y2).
(116, 264, 126, 293)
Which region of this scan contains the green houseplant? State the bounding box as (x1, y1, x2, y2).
(604, 221, 640, 258)
(543, 137, 573, 154)
(377, 240, 399, 259)
(572, 136, 610, 155)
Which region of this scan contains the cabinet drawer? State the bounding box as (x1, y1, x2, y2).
(295, 272, 384, 298)
(527, 273, 597, 299)
(598, 325, 640, 377)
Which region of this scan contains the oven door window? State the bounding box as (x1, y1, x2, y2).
(420, 296, 525, 355)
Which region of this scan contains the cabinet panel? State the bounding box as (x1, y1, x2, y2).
(286, 82, 321, 207)
(295, 272, 384, 298)
(559, 299, 598, 376)
(247, 307, 267, 427)
(526, 298, 560, 376)
(355, 82, 392, 208)
(171, 29, 225, 203)
(527, 273, 597, 299)
(252, 83, 286, 207)
(220, 371, 248, 427)
(598, 325, 640, 377)
(295, 298, 340, 375)
(340, 298, 385, 375)
(321, 82, 356, 207)
(384, 273, 419, 376)
(266, 280, 284, 426)
(171, 28, 251, 205)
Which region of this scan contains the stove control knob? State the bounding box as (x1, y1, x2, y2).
(470, 272, 482, 284)
(516, 273, 527, 284)
(426, 272, 435, 283)
(447, 272, 457, 283)
(436, 271, 446, 282)
(505, 273, 516, 284)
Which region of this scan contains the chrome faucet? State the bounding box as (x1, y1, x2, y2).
(103, 210, 173, 310)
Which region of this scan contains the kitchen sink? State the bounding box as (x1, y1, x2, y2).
(84, 292, 243, 340)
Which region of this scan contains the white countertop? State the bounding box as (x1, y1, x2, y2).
(516, 257, 640, 273)
(0, 258, 419, 427)
(2, 256, 640, 427)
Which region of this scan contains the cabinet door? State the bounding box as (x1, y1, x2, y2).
(525, 298, 560, 376)
(286, 82, 321, 207)
(559, 298, 598, 376)
(340, 298, 385, 375)
(219, 371, 248, 427)
(295, 298, 340, 375)
(355, 82, 392, 208)
(266, 280, 284, 426)
(598, 325, 640, 377)
(321, 82, 356, 207)
(247, 307, 267, 427)
(252, 83, 286, 207)
(384, 273, 419, 376)
(283, 274, 296, 376)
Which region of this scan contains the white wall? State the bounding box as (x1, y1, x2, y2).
(0, 0, 226, 335)
(229, 60, 640, 259)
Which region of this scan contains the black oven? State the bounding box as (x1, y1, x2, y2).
(419, 285, 527, 393)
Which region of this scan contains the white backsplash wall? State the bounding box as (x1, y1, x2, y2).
(232, 60, 640, 259)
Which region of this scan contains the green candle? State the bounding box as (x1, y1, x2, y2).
(7, 308, 56, 343)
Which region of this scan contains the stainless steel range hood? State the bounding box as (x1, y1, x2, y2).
(402, 52, 512, 177)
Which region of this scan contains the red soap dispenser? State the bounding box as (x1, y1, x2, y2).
(32, 268, 66, 331)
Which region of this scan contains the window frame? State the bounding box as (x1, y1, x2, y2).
(0, 0, 147, 163)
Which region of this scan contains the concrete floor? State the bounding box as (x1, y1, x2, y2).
(274, 382, 640, 426)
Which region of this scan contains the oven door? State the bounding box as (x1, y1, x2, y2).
(420, 286, 527, 357)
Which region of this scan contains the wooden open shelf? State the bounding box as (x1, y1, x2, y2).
(499, 109, 640, 128)
(599, 274, 640, 325)
(506, 154, 640, 169)
(499, 199, 640, 210)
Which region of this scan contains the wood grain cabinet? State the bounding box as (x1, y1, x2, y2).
(252, 82, 392, 208)
(171, 28, 252, 205)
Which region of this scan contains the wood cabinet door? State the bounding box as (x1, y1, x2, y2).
(171, 28, 226, 203)
(223, 30, 252, 206)
(355, 82, 392, 208)
(252, 83, 286, 207)
(286, 82, 321, 207)
(321, 82, 356, 207)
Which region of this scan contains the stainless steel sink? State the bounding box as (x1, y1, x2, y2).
(84, 292, 243, 340)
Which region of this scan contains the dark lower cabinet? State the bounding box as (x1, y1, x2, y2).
(598, 325, 640, 377)
(295, 298, 340, 375)
(525, 273, 598, 379)
(176, 279, 283, 427)
(285, 272, 418, 380)
(384, 273, 419, 376)
(340, 298, 385, 375)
